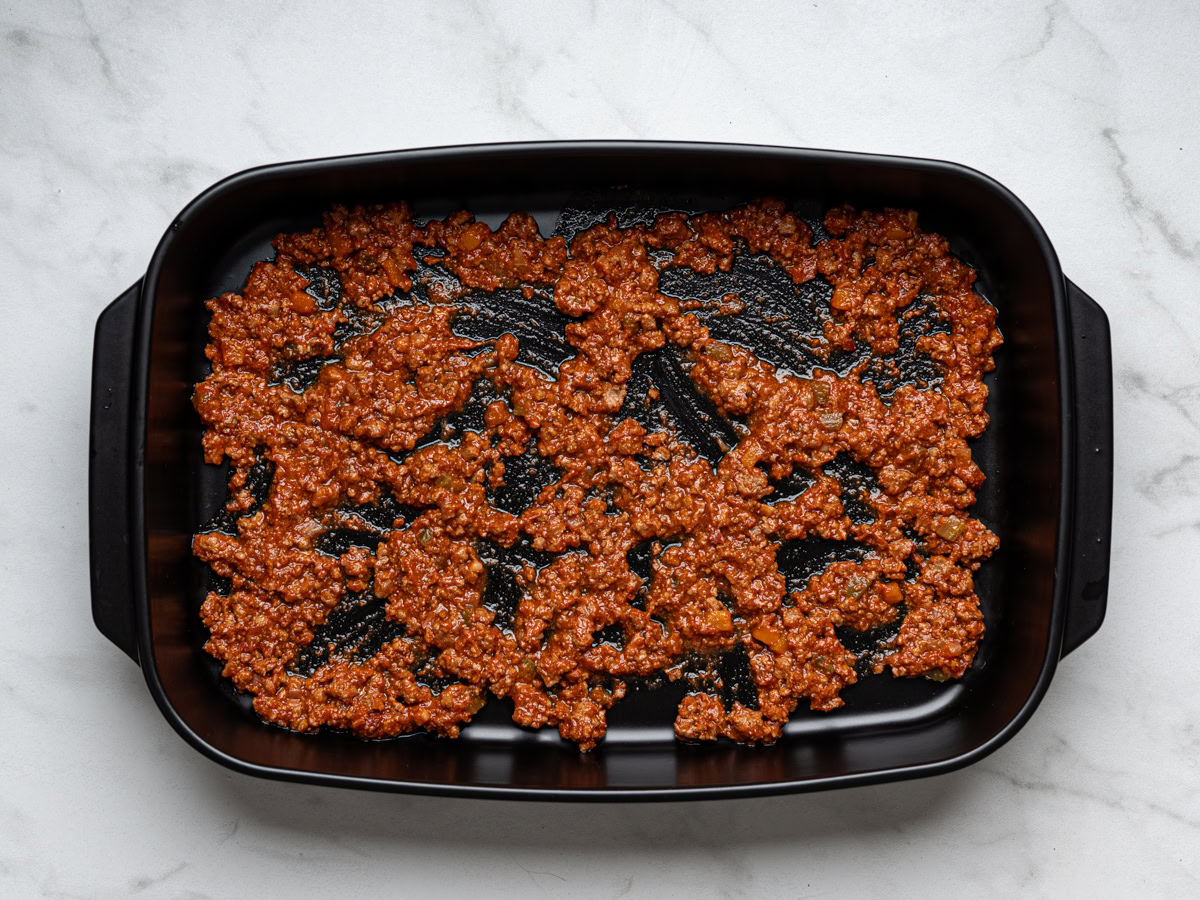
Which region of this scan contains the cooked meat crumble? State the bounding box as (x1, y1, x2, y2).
(193, 199, 1001, 749)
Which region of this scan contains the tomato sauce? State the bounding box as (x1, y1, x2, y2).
(193, 199, 1001, 749)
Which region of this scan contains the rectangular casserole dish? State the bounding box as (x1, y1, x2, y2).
(89, 141, 1113, 800)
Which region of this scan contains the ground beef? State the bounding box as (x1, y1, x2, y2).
(193, 199, 1001, 749)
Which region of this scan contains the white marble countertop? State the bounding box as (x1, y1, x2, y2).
(2, 0, 1197, 896)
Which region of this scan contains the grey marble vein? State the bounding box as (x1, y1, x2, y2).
(1103, 127, 1200, 262)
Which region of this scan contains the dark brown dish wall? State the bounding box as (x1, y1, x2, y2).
(89, 142, 1110, 798)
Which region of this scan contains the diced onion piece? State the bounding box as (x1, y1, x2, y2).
(936, 517, 966, 541)
(435, 474, 466, 493)
(704, 342, 733, 362)
(845, 574, 873, 598)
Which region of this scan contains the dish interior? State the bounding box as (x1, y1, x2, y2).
(138, 146, 1062, 793)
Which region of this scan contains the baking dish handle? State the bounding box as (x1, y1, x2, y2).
(90, 282, 141, 664)
(1060, 279, 1113, 656)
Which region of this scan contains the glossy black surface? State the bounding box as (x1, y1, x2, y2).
(89, 142, 1112, 799)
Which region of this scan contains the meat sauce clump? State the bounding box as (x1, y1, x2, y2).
(193, 199, 1001, 749)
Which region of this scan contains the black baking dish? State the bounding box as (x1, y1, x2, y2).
(89, 141, 1112, 800)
